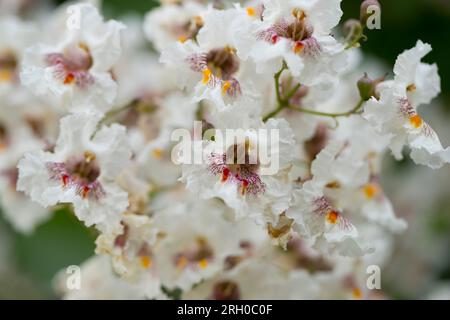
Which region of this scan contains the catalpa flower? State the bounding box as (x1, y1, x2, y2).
(0, 15, 35, 105)
(95, 213, 161, 299)
(55, 255, 162, 300)
(144, 0, 207, 52)
(17, 113, 131, 233)
(0, 112, 51, 234)
(20, 3, 125, 114)
(245, 0, 348, 87)
(288, 139, 405, 256)
(160, 7, 260, 108)
(152, 198, 243, 291)
(180, 109, 295, 222)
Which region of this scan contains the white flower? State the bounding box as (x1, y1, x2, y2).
(20, 3, 125, 114)
(288, 139, 405, 256)
(0, 16, 35, 105)
(180, 109, 295, 223)
(363, 41, 450, 169)
(152, 198, 244, 291)
(364, 88, 450, 169)
(160, 7, 260, 109)
(54, 255, 161, 300)
(245, 0, 348, 87)
(95, 213, 161, 299)
(17, 113, 131, 233)
(0, 119, 50, 234)
(393, 40, 440, 106)
(144, 0, 207, 52)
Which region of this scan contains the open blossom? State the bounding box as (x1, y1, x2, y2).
(160, 7, 261, 109)
(144, 0, 207, 52)
(152, 197, 244, 291)
(95, 213, 161, 299)
(55, 255, 163, 300)
(288, 138, 406, 257)
(244, 0, 348, 88)
(17, 113, 131, 233)
(0, 113, 51, 233)
(0, 15, 36, 106)
(180, 109, 295, 223)
(364, 41, 450, 169)
(20, 3, 125, 114)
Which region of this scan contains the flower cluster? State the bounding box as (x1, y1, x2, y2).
(1, 0, 449, 299)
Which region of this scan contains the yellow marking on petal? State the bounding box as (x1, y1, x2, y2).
(246, 7, 255, 16)
(202, 68, 211, 84)
(326, 210, 339, 224)
(178, 35, 187, 43)
(409, 114, 423, 128)
(63, 73, 75, 85)
(140, 256, 152, 269)
(352, 287, 362, 299)
(363, 183, 379, 199)
(293, 42, 304, 54)
(152, 148, 164, 159)
(177, 256, 188, 269)
(198, 258, 208, 269)
(222, 81, 231, 95)
(406, 83, 416, 92)
(0, 70, 12, 82)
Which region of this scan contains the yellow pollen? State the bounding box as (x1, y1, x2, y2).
(222, 81, 231, 95)
(409, 114, 423, 128)
(407, 83, 417, 92)
(152, 148, 164, 159)
(0, 70, 12, 82)
(83, 150, 96, 163)
(292, 8, 306, 20)
(246, 7, 255, 16)
(363, 183, 379, 199)
(202, 68, 212, 84)
(326, 210, 339, 224)
(198, 258, 208, 269)
(140, 256, 152, 269)
(177, 256, 188, 269)
(352, 287, 362, 299)
(178, 35, 187, 43)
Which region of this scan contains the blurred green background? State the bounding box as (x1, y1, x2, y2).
(1, 0, 450, 299)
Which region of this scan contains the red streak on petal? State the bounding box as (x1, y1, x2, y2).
(62, 174, 69, 187)
(271, 34, 279, 44)
(82, 186, 90, 198)
(221, 167, 230, 182)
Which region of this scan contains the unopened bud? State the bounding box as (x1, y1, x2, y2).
(357, 73, 386, 101)
(360, 0, 381, 26)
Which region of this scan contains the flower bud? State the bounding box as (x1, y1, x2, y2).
(360, 0, 381, 26)
(357, 73, 386, 101)
(357, 73, 375, 101)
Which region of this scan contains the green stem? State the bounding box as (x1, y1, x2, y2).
(287, 99, 365, 118)
(263, 62, 299, 122)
